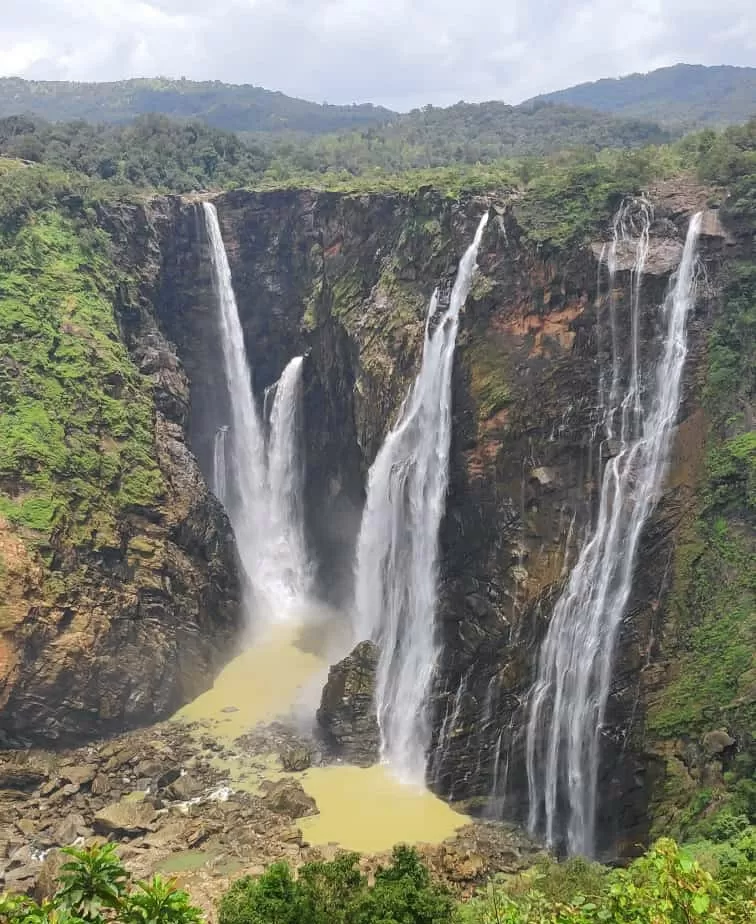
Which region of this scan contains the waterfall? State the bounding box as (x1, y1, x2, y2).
(354, 213, 489, 782)
(202, 201, 309, 618)
(212, 425, 229, 505)
(267, 356, 311, 599)
(525, 209, 702, 856)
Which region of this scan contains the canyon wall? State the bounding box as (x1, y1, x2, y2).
(1, 181, 751, 854)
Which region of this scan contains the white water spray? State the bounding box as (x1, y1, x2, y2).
(212, 425, 229, 505)
(203, 202, 309, 619)
(525, 210, 702, 856)
(267, 356, 311, 599)
(354, 214, 489, 782)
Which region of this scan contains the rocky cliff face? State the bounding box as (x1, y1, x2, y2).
(2, 178, 749, 856)
(0, 197, 241, 746)
(151, 184, 742, 856)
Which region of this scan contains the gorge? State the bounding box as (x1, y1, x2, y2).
(0, 154, 753, 900)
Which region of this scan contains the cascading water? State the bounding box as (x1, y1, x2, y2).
(212, 425, 229, 505)
(354, 213, 489, 782)
(525, 209, 703, 857)
(202, 201, 309, 618)
(267, 356, 311, 598)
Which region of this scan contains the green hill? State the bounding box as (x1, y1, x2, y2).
(0, 76, 393, 134)
(0, 77, 670, 166)
(531, 64, 756, 129)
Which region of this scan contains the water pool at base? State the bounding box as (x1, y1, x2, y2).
(173, 617, 467, 852)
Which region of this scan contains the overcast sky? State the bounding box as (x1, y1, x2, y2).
(2, 0, 754, 111)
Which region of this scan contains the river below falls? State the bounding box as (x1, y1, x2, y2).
(172, 614, 467, 852)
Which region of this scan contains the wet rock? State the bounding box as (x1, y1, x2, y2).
(317, 641, 380, 767)
(94, 798, 157, 836)
(280, 744, 312, 772)
(259, 780, 319, 819)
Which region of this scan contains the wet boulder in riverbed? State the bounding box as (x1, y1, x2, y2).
(317, 641, 380, 767)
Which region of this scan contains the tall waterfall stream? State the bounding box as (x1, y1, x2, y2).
(203, 202, 310, 622)
(525, 209, 703, 856)
(354, 214, 489, 782)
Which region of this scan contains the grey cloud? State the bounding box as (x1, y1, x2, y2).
(1, 0, 754, 109)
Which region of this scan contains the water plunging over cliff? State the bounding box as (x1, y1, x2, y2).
(202, 202, 309, 619)
(212, 425, 229, 505)
(525, 209, 703, 856)
(267, 356, 311, 599)
(354, 214, 489, 782)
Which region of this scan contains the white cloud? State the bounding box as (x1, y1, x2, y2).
(0, 0, 754, 109)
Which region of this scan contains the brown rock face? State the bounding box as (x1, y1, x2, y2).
(0, 199, 242, 747)
(317, 641, 380, 767)
(0, 182, 739, 859)
(139, 187, 734, 854)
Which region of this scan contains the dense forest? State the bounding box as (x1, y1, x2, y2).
(533, 63, 756, 129)
(0, 104, 670, 194)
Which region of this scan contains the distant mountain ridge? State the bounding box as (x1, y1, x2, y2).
(530, 64, 756, 128)
(0, 76, 394, 134)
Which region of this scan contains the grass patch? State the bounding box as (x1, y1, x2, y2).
(0, 187, 163, 545)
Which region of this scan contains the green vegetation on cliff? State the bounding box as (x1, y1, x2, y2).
(0, 161, 162, 544)
(647, 117, 756, 839)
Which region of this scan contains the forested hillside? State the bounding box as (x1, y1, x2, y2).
(533, 64, 756, 129)
(0, 104, 669, 195)
(0, 76, 392, 134)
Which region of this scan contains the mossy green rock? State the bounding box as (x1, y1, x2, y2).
(0, 169, 241, 744)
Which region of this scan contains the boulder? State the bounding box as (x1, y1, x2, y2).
(51, 812, 88, 846)
(702, 729, 736, 758)
(259, 780, 318, 819)
(156, 767, 182, 791)
(280, 743, 312, 772)
(317, 641, 380, 767)
(3, 863, 39, 895)
(90, 774, 112, 797)
(164, 773, 203, 802)
(0, 762, 47, 791)
(93, 798, 156, 837)
(59, 763, 98, 787)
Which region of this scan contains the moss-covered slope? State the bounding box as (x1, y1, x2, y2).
(0, 162, 240, 744)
